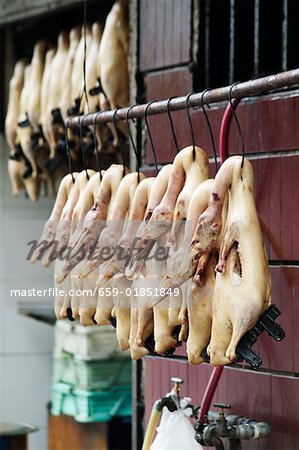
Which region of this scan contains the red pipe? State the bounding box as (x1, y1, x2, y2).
(198, 96, 242, 425)
(219, 97, 241, 164)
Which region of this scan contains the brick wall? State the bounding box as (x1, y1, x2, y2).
(138, 1, 299, 449)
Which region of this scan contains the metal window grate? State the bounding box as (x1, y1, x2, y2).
(198, 0, 299, 89)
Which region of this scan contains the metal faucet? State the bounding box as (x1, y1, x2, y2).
(194, 402, 271, 450)
(142, 377, 184, 450)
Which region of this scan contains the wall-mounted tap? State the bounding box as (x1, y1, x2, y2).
(142, 377, 184, 450)
(194, 402, 271, 450)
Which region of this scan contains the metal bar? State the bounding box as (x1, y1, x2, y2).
(253, 0, 260, 76)
(229, 0, 235, 84)
(205, 0, 211, 87)
(68, 67, 299, 128)
(282, 0, 288, 71)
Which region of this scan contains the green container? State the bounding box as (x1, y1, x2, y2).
(74, 358, 131, 390)
(52, 352, 76, 386)
(51, 382, 132, 423)
(51, 382, 76, 417)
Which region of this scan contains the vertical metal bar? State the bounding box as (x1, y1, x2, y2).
(229, 0, 235, 84)
(254, 0, 260, 76)
(132, 360, 144, 450)
(205, 0, 211, 87)
(282, 0, 288, 71)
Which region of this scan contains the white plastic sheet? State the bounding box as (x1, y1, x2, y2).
(150, 398, 203, 450)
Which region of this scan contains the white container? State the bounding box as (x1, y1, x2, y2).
(54, 321, 77, 354)
(54, 321, 129, 361)
(73, 324, 128, 361)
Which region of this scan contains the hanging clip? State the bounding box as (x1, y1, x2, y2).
(144, 100, 159, 175)
(185, 92, 196, 160)
(64, 117, 75, 184)
(126, 104, 141, 183)
(201, 88, 218, 172)
(200, 304, 285, 368)
(113, 108, 127, 178)
(166, 96, 179, 155)
(79, 114, 90, 180)
(92, 110, 103, 181)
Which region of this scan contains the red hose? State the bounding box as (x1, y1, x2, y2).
(198, 96, 242, 424)
(219, 97, 241, 164)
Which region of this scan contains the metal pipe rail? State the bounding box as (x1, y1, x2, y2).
(68, 68, 299, 128)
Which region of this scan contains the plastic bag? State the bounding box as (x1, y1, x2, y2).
(150, 398, 203, 450)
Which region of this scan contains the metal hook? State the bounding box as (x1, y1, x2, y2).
(92, 110, 103, 181)
(201, 89, 218, 172)
(79, 114, 90, 180)
(144, 101, 159, 175)
(229, 82, 245, 168)
(64, 118, 75, 184)
(126, 105, 141, 183)
(113, 108, 127, 178)
(166, 97, 179, 155)
(79, 0, 89, 115)
(185, 92, 196, 160)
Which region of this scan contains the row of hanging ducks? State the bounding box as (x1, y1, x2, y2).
(29, 141, 271, 366)
(5, 0, 129, 202)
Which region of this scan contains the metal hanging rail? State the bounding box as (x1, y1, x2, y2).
(68, 68, 299, 128)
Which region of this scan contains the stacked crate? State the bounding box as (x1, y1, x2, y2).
(51, 321, 132, 423)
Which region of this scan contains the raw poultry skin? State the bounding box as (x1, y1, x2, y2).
(98, 0, 129, 144)
(54, 170, 95, 320)
(201, 156, 272, 366)
(27, 40, 47, 134)
(111, 177, 155, 350)
(47, 31, 69, 159)
(5, 59, 26, 154)
(128, 165, 172, 359)
(154, 153, 210, 355)
(134, 146, 209, 355)
(18, 41, 47, 186)
(165, 149, 210, 334)
(93, 172, 144, 325)
(29, 172, 79, 264)
(59, 164, 129, 281)
(71, 25, 92, 112)
(67, 171, 102, 324)
(84, 22, 103, 114)
(183, 179, 217, 364)
(40, 48, 56, 146)
(59, 27, 81, 122)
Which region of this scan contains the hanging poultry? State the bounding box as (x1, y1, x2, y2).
(131, 146, 209, 355)
(46, 31, 69, 159)
(183, 179, 219, 364)
(59, 26, 81, 123)
(54, 169, 96, 320)
(197, 156, 272, 366)
(129, 165, 172, 359)
(98, 0, 129, 146)
(70, 171, 104, 323)
(56, 164, 129, 283)
(71, 24, 92, 114)
(40, 47, 56, 148)
(28, 172, 78, 264)
(91, 171, 144, 325)
(102, 176, 155, 349)
(5, 59, 26, 155)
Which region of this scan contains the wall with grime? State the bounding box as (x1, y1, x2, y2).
(138, 1, 299, 449)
